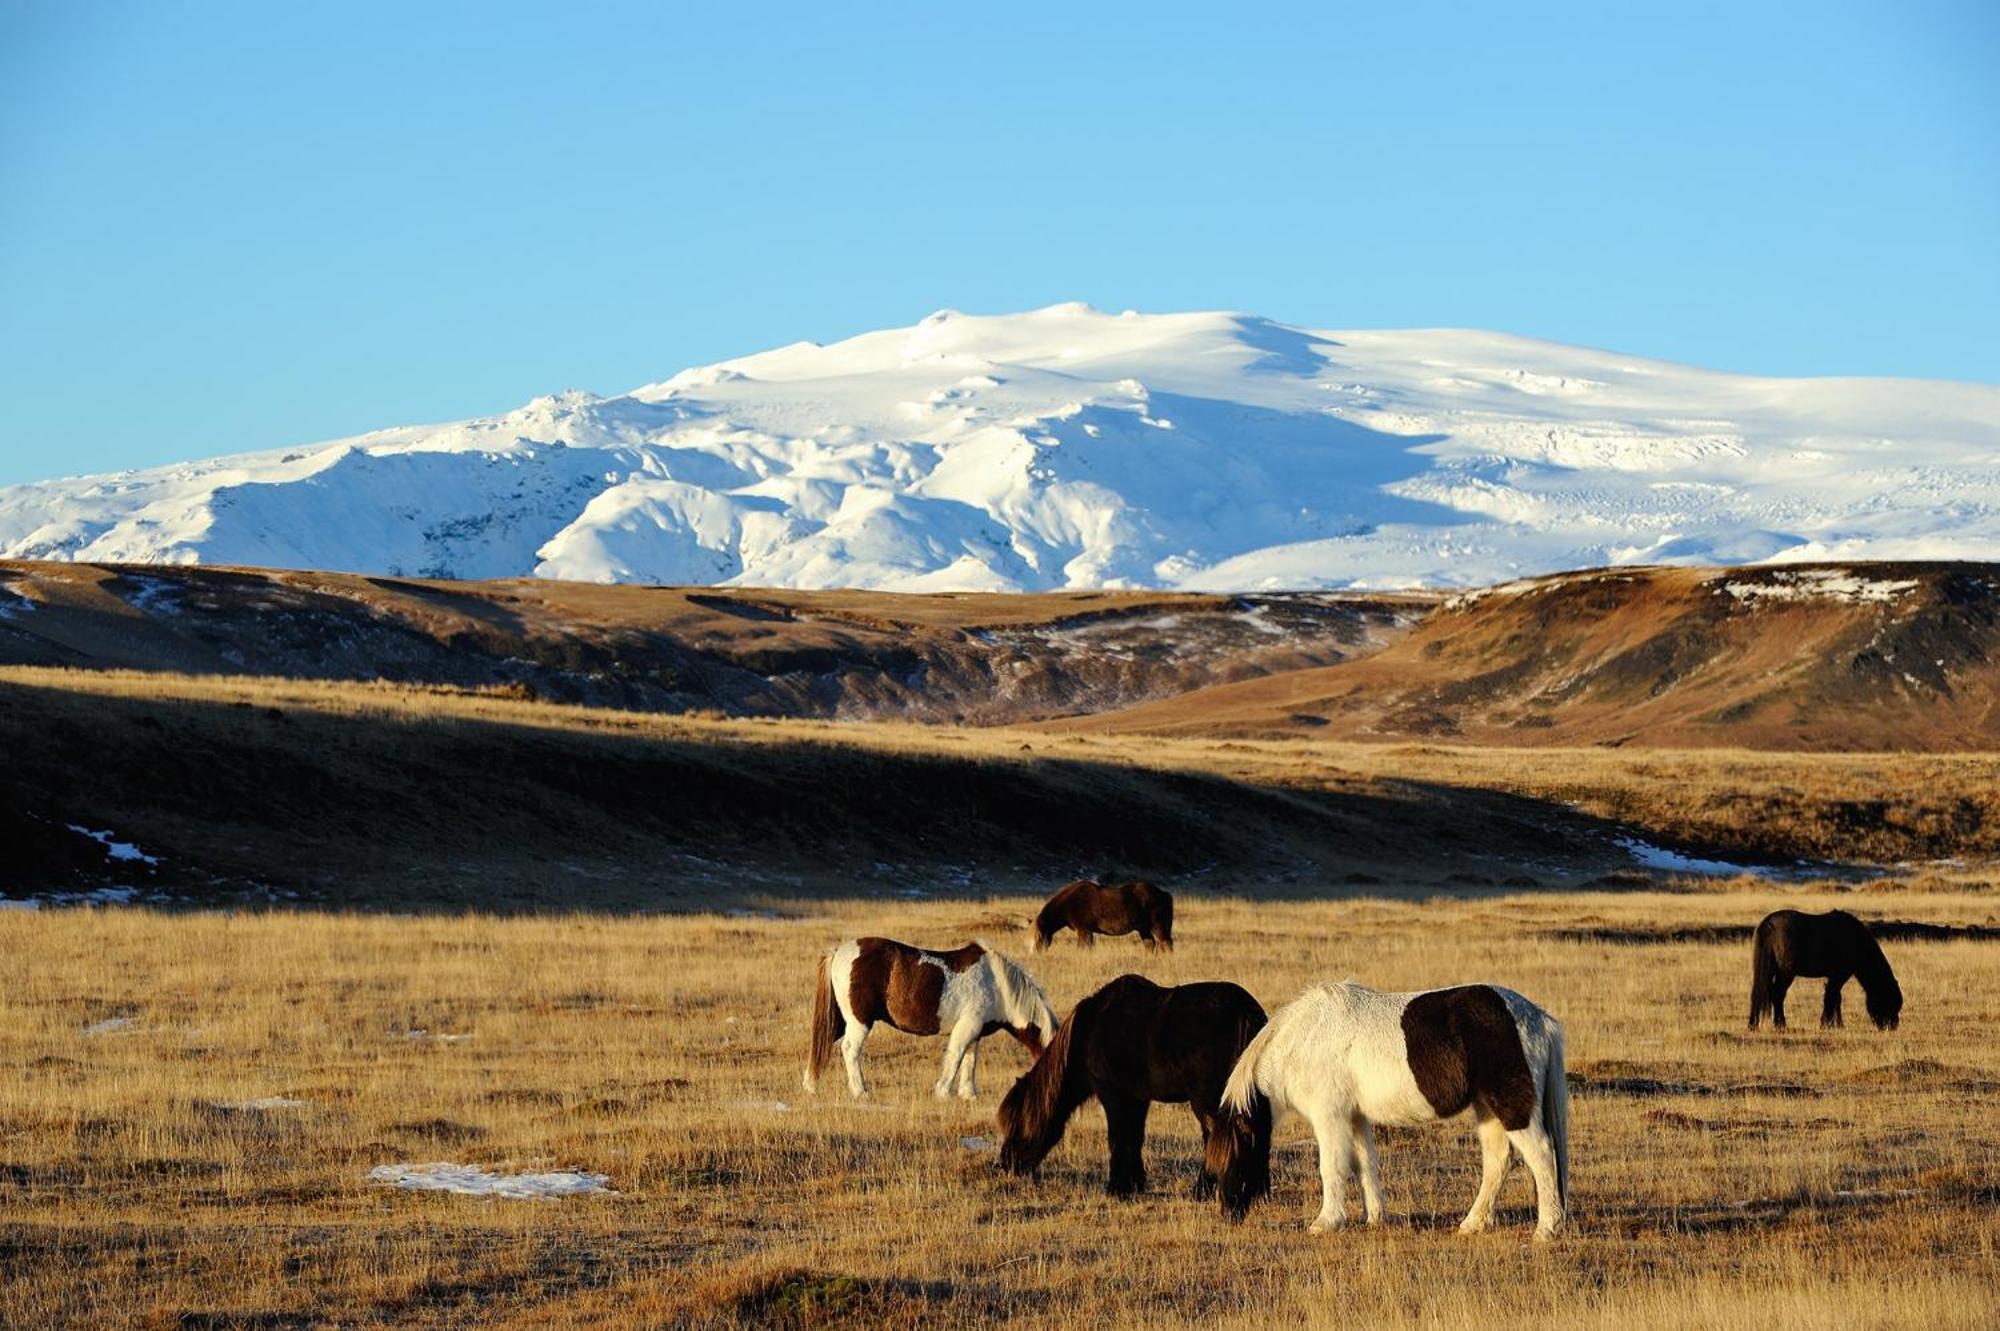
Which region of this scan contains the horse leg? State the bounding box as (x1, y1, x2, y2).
(1505, 1123, 1568, 1240)
(1821, 973, 1849, 1029)
(840, 1024, 870, 1099)
(954, 1036, 980, 1100)
(1458, 1110, 1511, 1234)
(1191, 1109, 1219, 1200)
(1770, 972, 1794, 1030)
(1307, 1113, 1355, 1233)
(1074, 925, 1096, 948)
(933, 1019, 978, 1100)
(1352, 1114, 1385, 1225)
(1103, 1094, 1150, 1198)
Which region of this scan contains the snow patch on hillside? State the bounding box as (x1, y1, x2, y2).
(1718, 570, 1922, 604)
(4, 305, 1997, 590)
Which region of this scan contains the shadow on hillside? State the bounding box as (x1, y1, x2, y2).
(3, 678, 1658, 914)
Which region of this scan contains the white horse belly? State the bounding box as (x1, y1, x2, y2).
(1348, 1028, 1439, 1126)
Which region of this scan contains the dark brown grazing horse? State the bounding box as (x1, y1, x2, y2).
(1030, 879, 1174, 951)
(1749, 909, 1903, 1030)
(997, 974, 1269, 1206)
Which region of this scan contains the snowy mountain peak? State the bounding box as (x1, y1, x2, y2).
(3, 307, 1997, 590)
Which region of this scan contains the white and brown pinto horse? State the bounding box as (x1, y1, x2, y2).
(1214, 980, 1570, 1239)
(805, 937, 1059, 1100)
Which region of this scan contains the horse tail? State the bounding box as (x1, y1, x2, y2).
(805, 950, 844, 1094)
(1542, 1016, 1570, 1208)
(1222, 1016, 1279, 1116)
(1748, 919, 1777, 1029)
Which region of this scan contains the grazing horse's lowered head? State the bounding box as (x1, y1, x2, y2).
(1204, 1092, 1274, 1221)
(985, 944, 1062, 1056)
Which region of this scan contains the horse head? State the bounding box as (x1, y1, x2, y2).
(1208, 1097, 1273, 1222)
(1866, 975, 1904, 1030)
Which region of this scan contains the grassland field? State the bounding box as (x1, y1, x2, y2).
(3, 666, 1998, 1327)
(3, 887, 1997, 1329)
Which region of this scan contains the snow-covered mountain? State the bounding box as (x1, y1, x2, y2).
(4, 304, 1997, 590)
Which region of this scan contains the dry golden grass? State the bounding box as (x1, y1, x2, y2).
(4, 891, 1996, 1328)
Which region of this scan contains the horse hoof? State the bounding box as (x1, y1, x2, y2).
(1307, 1217, 1344, 1235)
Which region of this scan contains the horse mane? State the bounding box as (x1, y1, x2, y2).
(1849, 922, 1903, 1025)
(1032, 881, 1093, 942)
(980, 942, 1050, 1028)
(996, 997, 1087, 1173)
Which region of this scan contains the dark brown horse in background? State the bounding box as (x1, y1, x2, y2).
(1031, 879, 1174, 951)
(996, 974, 1268, 1207)
(1749, 909, 1903, 1030)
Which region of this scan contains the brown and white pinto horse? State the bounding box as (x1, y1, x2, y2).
(1749, 909, 1903, 1030)
(1213, 980, 1571, 1238)
(998, 974, 1269, 1202)
(1030, 879, 1174, 952)
(805, 937, 1059, 1100)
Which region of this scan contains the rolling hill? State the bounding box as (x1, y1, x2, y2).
(1060, 562, 2000, 750)
(0, 559, 1421, 722)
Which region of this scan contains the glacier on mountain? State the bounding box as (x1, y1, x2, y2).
(3, 304, 1996, 590)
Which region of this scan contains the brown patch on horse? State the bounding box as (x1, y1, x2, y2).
(1400, 985, 1535, 1130)
(846, 938, 986, 1036)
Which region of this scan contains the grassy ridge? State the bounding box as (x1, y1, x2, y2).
(7, 667, 2000, 908)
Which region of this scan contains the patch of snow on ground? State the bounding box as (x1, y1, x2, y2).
(959, 1136, 995, 1152)
(205, 1096, 308, 1112)
(0, 583, 36, 618)
(1617, 836, 1765, 877)
(82, 1016, 138, 1036)
(1719, 570, 1920, 604)
(66, 826, 161, 865)
(401, 1029, 473, 1043)
(367, 1162, 613, 1200)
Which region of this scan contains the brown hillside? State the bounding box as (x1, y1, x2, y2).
(1058, 563, 2000, 751)
(0, 560, 1421, 723)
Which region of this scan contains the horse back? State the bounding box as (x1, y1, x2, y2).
(1757, 909, 1865, 978)
(1083, 976, 1262, 1108)
(847, 937, 984, 1035)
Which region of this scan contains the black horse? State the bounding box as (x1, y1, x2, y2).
(996, 974, 1269, 1209)
(1749, 909, 1903, 1030)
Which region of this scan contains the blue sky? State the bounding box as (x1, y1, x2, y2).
(1, 2, 1994, 485)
